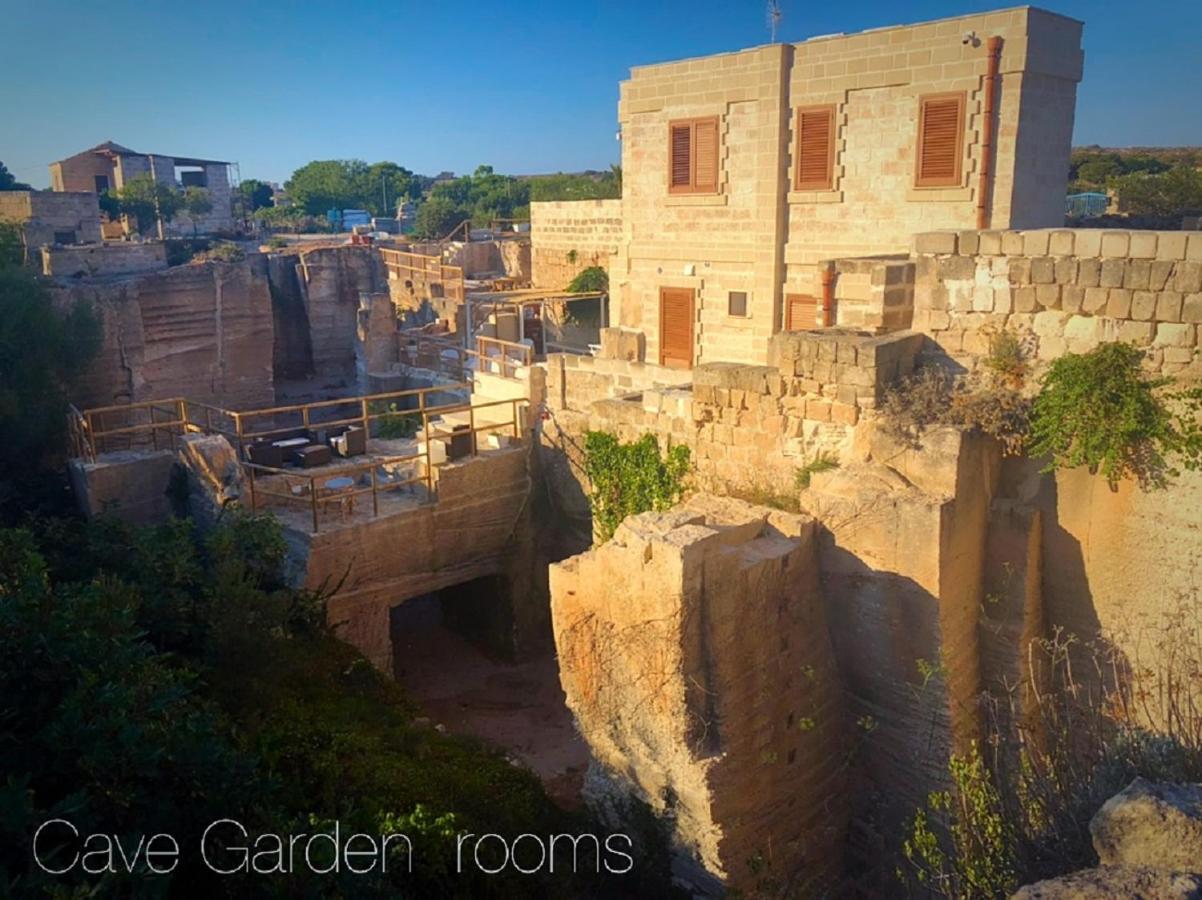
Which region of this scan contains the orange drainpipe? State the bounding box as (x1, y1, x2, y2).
(976, 36, 1003, 230)
(820, 265, 835, 327)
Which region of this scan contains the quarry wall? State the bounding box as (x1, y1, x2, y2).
(290, 246, 388, 381)
(530, 199, 622, 289)
(57, 257, 275, 410)
(288, 445, 543, 670)
(550, 495, 847, 893)
(913, 228, 1202, 375)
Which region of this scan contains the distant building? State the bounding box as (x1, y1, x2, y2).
(49, 141, 235, 235)
(1066, 192, 1109, 218)
(0, 190, 102, 255)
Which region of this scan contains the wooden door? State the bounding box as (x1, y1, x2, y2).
(786, 293, 819, 331)
(659, 287, 695, 369)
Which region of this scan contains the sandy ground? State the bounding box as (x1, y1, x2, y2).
(390, 595, 588, 808)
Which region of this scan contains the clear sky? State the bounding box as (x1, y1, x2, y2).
(2, 0, 1199, 188)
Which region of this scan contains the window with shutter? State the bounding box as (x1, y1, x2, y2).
(794, 105, 836, 191)
(668, 117, 720, 194)
(670, 123, 692, 191)
(915, 93, 966, 188)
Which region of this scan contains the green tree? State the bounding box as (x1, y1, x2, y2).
(0, 160, 31, 191)
(286, 160, 420, 216)
(1028, 342, 1202, 488)
(413, 195, 467, 239)
(0, 266, 100, 509)
(0, 221, 23, 267)
(1113, 166, 1202, 218)
(529, 168, 621, 202)
(182, 186, 213, 236)
(1071, 153, 1123, 188)
(237, 178, 274, 211)
(421, 165, 532, 229)
(114, 175, 184, 236)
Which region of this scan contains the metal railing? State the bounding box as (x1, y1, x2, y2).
(379, 247, 465, 304)
(71, 398, 192, 460)
(241, 395, 527, 532)
(475, 335, 533, 379)
(69, 388, 528, 534)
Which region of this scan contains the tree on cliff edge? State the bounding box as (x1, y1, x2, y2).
(0, 161, 31, 191)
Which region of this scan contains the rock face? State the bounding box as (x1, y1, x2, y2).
(287, 246, 387, 381)
(57, 257, 275, 410)
(1012, 779, 1202, 898)
(1090, 778, 1202, 871)
(1013, 867, 1202, 899)
(549, 494, 847, 894)
(177, 434, 244, 528)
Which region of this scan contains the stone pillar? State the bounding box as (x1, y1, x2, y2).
(550, 494, 847, 893)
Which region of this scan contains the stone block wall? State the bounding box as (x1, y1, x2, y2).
(530, 200, 621, 289)
(542, 328, 922, 495)
(616, 44, 788, 366)
(42, 241, 166, 277)
(827, 256, 915, 331)
(0, 190, 102, 249)
(912, 228, 1202, 375)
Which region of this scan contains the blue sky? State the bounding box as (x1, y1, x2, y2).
(2, 0, 1199, 188)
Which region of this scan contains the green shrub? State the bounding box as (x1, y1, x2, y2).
(372, 402, 420, 439)
(1, 511, 681, 895)
(796, 452, 839, 489)
(902, 595, 1202, 895)
(983, 331, 1028, 385)
(583, 431, 691, 542)
(880, 365, 1031, 457)
(567, 265, 609, 293)
(1027, 342, 1202, 488)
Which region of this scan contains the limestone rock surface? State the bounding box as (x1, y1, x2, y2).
(1090, 778, 1202, 871)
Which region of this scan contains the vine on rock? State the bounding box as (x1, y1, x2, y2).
(582, 431, 691, 543)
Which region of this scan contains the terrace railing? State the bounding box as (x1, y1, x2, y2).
(69, 388, 528, 534)
(475, 335, 533, 379)
(240, 395, 527, 532)
(379, 247, 465, 305)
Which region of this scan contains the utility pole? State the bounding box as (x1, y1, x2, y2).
(768, 0, 782, 43)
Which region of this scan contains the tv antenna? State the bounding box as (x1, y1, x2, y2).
(767, 0, 782, 42)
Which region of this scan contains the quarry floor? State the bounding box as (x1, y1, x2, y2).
(389, 595, 588, 808)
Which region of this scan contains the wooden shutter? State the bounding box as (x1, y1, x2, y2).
(786, 293, 818, 331)
(795, 106, 835, 191)
(693, 118, 718, 192)
(915, 93, 965, 188)
(668, 117, 719, 194)
(669, 123, 692, 192)
(659, 287, 695, 368)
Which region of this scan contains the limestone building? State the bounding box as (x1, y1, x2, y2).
(49, 141, 235, 235)
(609, 6, 1084, 367)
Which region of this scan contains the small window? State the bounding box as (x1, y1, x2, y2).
(94, 174, 110, 193)
(915, 92, 966, 188)
(794, 105, 836, 191)
(668, 116, 719, 195)
(728, 291, 748, 317)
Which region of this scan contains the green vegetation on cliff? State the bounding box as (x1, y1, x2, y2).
(0, 511, 674, 896)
